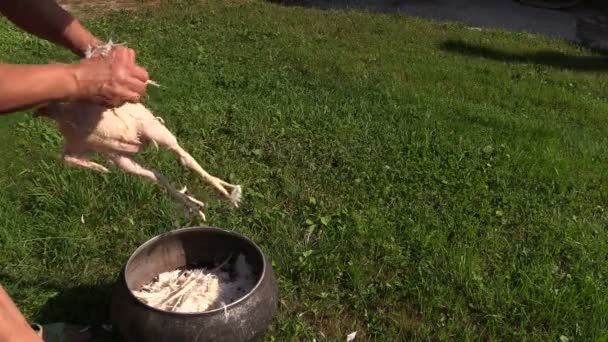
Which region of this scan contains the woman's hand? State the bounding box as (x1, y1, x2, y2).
(72, 45, 150, 106)
(0, 46, 151, 114)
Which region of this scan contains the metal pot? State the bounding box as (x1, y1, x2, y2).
(110, 226, 279, 342)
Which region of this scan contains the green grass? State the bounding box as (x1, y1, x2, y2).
(1, 0, 608, 340)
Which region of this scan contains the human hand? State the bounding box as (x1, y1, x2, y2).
(72, 45, 149, 106)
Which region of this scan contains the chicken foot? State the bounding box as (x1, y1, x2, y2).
(109, 154, 207, 220)
(140, 119, 242, 207)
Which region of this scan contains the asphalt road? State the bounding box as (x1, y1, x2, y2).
(275, 0, 606, 43)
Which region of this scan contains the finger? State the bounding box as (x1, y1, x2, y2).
(122, 76, 147, 95)
(109, 48, 120, 62)
(109, 85, 142, 104)
(125, 91, 141, 103)
(130, 65, 149, 83)
(115, 46, 135, 64)
(127, 48, 135, 64)
(111, 46, 129, 62)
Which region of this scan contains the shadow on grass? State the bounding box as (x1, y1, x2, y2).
(35, 284, 110, 324)
(0, 273, 123, 341)
(266, 0, 408, 12)
(440, 39, 608, 72)
(37, 282, 122, 342)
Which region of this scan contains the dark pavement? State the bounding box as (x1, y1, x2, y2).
(274, 0, 607, 46)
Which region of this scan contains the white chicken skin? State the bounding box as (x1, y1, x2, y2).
(34, 42, 242, 220)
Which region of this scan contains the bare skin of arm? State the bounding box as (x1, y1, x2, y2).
(0, 0, 100, 57)
(0, 47, 149, 115)
(0, 63, 79, 114)
(0, 286, 41, 342)
(0, 0, 149, 115)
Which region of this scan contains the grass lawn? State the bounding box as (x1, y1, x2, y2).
(1, 0, 608, 340)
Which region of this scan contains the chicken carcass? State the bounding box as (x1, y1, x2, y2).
(33, 42, 241, 220)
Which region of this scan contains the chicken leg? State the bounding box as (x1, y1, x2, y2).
(63, 153, 110, 173)
(108, 153, 207, 220)
(140, 118, 242, 207)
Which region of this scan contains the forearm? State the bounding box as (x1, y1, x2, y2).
(0, 63, 78, 114)
(0, 0, 100, 57)
(0, 285, 41, 342)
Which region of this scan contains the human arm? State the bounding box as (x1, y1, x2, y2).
(0, 285, 42, 342)
(0, 63, 79, 115)
(0, 47, 149, 115)
(0, 0, 100, 57)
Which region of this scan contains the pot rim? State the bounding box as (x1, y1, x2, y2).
(123, 226, 268, 316)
